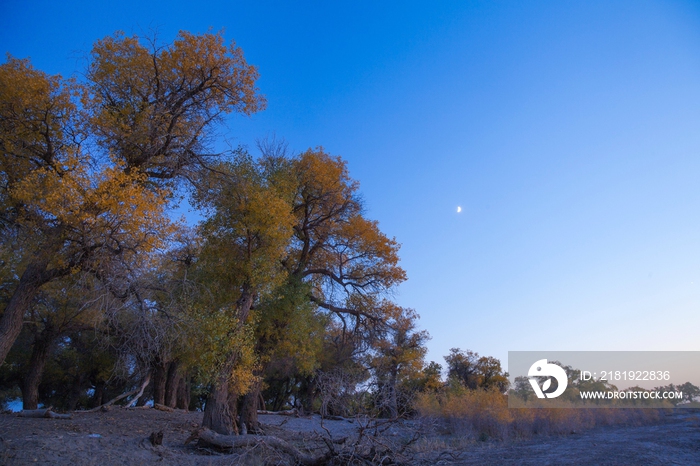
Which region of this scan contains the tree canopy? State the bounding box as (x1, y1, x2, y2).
(0, 30, 266, 372)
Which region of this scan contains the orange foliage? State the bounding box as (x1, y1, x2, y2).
(88, 30, 266, 180)
(287, 148, 406, 321)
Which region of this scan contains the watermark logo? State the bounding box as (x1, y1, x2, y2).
(528, 359, 568, 398)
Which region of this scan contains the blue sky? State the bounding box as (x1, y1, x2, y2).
(3, 1, 700, 370)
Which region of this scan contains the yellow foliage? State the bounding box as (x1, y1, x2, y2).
(187, 304, 259, 395)
(372, 304, 428, 384)
(254, 278, 326, 377)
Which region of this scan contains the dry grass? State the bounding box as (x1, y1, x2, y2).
(414, 386, 665, 441)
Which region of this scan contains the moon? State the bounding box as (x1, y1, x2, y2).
(457, 206, 462, 213)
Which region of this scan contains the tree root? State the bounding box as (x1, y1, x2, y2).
(189, 428, 331, 466)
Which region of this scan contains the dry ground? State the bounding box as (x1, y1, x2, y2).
(0, 408, 698, 465)
(428, 410, 700, 465)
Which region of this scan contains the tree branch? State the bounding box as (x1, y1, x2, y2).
(309, 295, 379, 322)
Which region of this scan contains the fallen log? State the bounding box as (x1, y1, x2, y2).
(153, 403, 174, 412)
(193, 428, 331, 466)
(18, 408, 72, 419)
(153, 403, 188, 413)
(256, 408, 298, 416)
(83, 389, 137, 413)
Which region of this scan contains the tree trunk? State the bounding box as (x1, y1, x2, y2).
(164, 360, 180, 408)
(21, 330, 53, 410)
(387, 370, 398, 418)
(92, 381, 105, 407)
(176, 372, 190, 410)
(67, 373, 84, 411)
(202, 376, 237, 435)
(228, 386, 240, 430)
(152, 359, 168, 406)
(239, 378, 262, 434)
(0, 257, 55, 366)
(300, 375, 317, 415)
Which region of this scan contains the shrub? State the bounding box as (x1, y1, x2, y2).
(414, 385, 664, 441)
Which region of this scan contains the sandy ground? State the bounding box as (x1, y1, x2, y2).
(0, 408, 698, 465)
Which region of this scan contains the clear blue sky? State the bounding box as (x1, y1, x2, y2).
(3, 1, 700, 370)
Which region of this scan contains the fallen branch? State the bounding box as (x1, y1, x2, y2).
(18, 408, 72, 419)
(256, 408, 298, 416)
(193, 428, 331, 466)
(84, 373, 151, 413)
(153, 403, 174, 412)
(126, 372, 151, 407)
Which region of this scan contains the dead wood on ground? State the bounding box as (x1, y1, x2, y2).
(18, 408, 72, 419)
(154, 403, 174, 412)
(189, 428, 332, 466)
(256, 408, 298, 416)
(82, 373, 151, 413)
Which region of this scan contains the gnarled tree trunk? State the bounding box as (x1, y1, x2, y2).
(202, 373, 237, 435)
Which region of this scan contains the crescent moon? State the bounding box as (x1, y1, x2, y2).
(457, 206, 462, 213)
